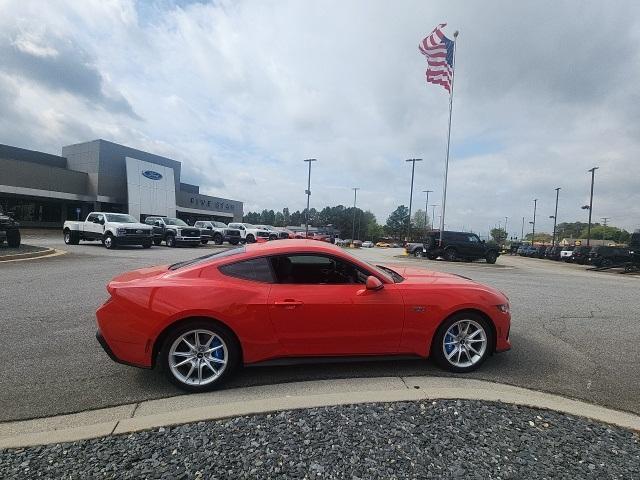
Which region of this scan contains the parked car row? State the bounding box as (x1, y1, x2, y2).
(515, 243, 633, 267)
(63, 213, 338, 249)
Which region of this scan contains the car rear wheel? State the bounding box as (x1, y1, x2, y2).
(153, 238, 162, 246)
(444, 248, 457, 262)
(6, 229, 21, 248)
(159, 321, 239, 392)
(63, 230, 79, 245)
(165, 235, 176, 247)
(103, 233, 116, 249)
(432, 313, 493, 373)
(413, 248, 423, 258)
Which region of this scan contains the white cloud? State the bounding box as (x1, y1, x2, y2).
(0, 0, 639, 234)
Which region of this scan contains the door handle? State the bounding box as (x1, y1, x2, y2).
(274, 299, 303, 308)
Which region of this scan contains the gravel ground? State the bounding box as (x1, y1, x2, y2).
(1, 400, 639, 479)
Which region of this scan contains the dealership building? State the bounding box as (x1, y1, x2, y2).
(0, 139, 243, 227)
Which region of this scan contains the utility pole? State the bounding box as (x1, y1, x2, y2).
(601, 217, 609, 242)
(405, 158, 422, 241)
(531, 199, 538, 244)
(422, 190, 433, 234)
(585, 167, 598, 247)
(351, 187, 359, 242)
(430, 205, 438, 232)
(303, 158, 317, 237)
(552, 187, 560, 246)
(521, 216, 525, 241)
(504, 217, 508, 239)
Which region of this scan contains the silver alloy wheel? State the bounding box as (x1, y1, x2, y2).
(169, 329, 228, 386)
(64, 232, 70, 244)
(442, 319, 487, 368)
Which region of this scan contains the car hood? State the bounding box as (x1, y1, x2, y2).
(387, 265, 478, 286)
(110, 222, 150, 229)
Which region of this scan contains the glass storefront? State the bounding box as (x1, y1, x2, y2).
(0, 196, 93, 225)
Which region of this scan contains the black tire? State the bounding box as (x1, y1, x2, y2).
(153, 238, 162, 246)
(63, 229, 79, 245)
(485, 251, 498, 264)
(246, 234, 255, 243)
(142, 240, 152, 249)
(431, 312, 494, 373)
(413, 248, 423, 258)
(6, 229, 21, 248)
(213, 233, 223, 245)
(229, 239, 240, 245)
(444, 248, 457, 262)
(103, 233, 116, 249)
(426, 253, 438, 260)
(165, 234, 176, 247)
(201, 239, 209, 245)
(159, 320, 240, 392)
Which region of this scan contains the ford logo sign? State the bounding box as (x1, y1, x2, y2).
(142, 170, 163, 180)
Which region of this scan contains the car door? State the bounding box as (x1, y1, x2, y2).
(85, 213, 104, 239)
(467, 234, 484, 258)
(267, 254, 404, 356)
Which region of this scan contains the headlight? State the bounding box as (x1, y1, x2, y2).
(497, 304, 509, 313)
(116, 228, 126, 235)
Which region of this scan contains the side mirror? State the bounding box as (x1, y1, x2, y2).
(365, 276, 383, 291)
(99, 219, 105, 225)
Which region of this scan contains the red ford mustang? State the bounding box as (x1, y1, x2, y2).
(96, 240, 511, 391)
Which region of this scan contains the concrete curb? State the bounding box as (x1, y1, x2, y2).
(0, 247, 64, 263)
(1, 376, 638, 449)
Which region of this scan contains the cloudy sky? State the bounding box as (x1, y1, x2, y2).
(1, 0, 639, 235)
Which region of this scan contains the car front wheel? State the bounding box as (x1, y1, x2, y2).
(432, 313, 493, 373)
(159, 321, 239, 392)
(444, 248, 457, 262)
(413, 248, 423, 258)
(485, 251, 497, 264)
(166, 235, 176, 247)
(103, 233, 116, 249)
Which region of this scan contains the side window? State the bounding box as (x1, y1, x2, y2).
(87, 214, 97, 222)
(219, 258, 274, 283)
(96, 214, 104, 223)
(271, 255, 368, 285)
(468, 234, 479, 243)
(145, 218, 155, 225)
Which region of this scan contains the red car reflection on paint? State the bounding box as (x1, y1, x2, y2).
(96, 240, 511, 392)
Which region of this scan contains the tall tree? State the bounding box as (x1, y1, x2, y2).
(412, 209, 428, 233)
(282, 207, 291, 226)
(490, 227, 507, 244)
(385, 205, 409, 239)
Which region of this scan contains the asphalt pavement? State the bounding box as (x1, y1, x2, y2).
(0, 234, 638, 421)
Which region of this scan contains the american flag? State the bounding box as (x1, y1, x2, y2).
(419, 23, 455, 93)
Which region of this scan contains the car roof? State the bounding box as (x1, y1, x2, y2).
(243, 239, 343, 255)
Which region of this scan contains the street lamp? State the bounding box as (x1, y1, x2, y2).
(303, 158, 317, 237)
(422, 190, 433, 235)
(552, 187, 560, 246)
(351, 187, 359, 242)
(430, 205, 438, 231)
(531, 199, 538, 244)
(585, 167, 599, 247)
(405, 159, 422, 241)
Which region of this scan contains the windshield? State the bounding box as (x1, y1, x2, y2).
(243, 223, 255, 228)
(169, 246, 246, 270)
(105, 214, 137, 223)
(164, 218, 188, 226)
(214, 222, 227, 228)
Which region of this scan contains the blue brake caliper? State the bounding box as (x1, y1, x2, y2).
(211, 337, 224, 361)
(444, 326, 456, 354)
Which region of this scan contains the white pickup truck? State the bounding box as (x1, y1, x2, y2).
(63, 212, 153, 249)
(227, 222, 271, 243)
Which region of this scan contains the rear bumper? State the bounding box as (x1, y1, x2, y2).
(96, 331, 150, 369)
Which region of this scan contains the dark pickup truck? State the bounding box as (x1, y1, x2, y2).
(406, 230, 500, 264)
(0, 209, 21, 247)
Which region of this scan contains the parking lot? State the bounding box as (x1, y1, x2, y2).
(1, 235, 639, 422)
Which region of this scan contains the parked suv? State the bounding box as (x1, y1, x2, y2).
(227, 223, 271, 243)
(588, 246, 631, 268)
(422, 231, 500, 263)
(144, 216, 201, 247)
(0, 208, 21, 247)
(571, 245, 592, 265)
(194, 221, 241, 245)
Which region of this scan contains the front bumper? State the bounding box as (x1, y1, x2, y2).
(175, 236, 201, 244)
(116, 235, 152, 245)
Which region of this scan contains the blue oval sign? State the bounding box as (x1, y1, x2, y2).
(142, 170, 163, 180)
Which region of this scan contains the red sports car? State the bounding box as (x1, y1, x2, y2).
(96, 240, 511, 391)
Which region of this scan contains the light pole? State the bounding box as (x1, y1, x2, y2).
(583, 167, 598, 247)
(351, 187, 359, 242)
(504, 217, 508, 240)
(552, 187, 560, 246)
(405, 159, 422, 241)
(521, 216, 525, 241)
(303, 158, 317, 237)
(531, 199, 538, 244)
(430, 205, 438, 231)
(422, 190, 433, 234)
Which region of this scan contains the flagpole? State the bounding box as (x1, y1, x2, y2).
(438, 30, 458, 247)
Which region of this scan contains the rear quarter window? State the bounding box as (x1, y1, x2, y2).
(219, 257, 274, 283)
